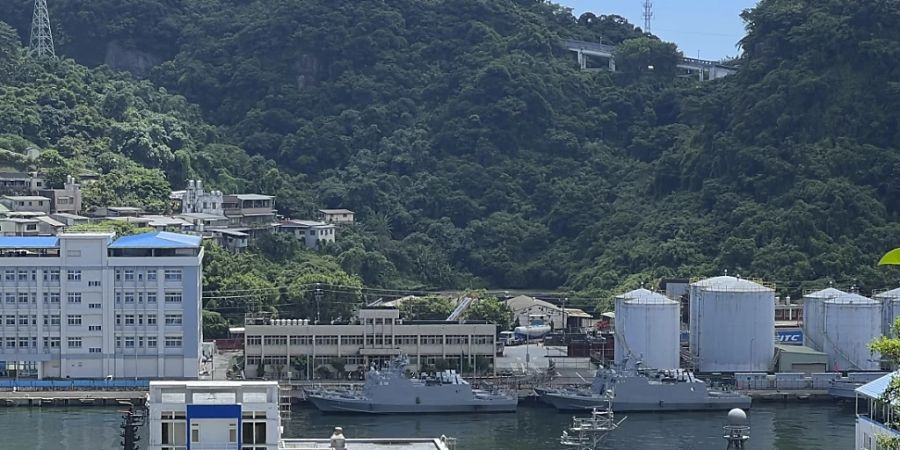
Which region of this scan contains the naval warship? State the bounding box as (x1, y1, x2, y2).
(304, 357, 518, 414)
(536, 366, 751, 412)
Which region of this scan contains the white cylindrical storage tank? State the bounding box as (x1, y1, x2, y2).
(802, 288, 845, 352)
(614, 288, 680, 369)
(822, 292, 881, 371)
(689, 276, 775, 372)
(875, 287, 900, 337)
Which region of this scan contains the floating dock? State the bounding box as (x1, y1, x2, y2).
(0, 390, 146, 407)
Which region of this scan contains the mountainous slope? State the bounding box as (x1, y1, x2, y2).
(2, 0, 900, 308)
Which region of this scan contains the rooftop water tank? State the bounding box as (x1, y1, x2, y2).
(689, 276, 775, 372)
(614, 288, 679, 369)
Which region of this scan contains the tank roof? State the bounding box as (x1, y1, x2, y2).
(875, 287, 900, 299)
(691, 276, 772, 292)
(827, 292, 878, 305)
(804, 287, 846, 299)
(616, 288, 676, 304)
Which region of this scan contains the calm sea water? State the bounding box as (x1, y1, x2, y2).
(0, 402, 855, 450)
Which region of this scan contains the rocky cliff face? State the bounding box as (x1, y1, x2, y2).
(104, 41, 162, 77)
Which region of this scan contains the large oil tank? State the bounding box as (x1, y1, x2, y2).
(614, 288, 679, 369)
(804, 288, 881, 370)
(801, 287, 844, 351)
(875, 287, 900, 337)
(689, 276, 775, 372)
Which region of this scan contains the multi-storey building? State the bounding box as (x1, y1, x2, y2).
(243, 308, 497, 379)
(0, 231, 203, 379)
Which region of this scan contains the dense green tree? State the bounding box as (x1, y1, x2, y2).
(399, 296, 455, 321)
(464, 294, 514, 332)
(202, 310, 230, 339)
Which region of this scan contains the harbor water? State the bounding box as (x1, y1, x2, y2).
(0, 402, 854, 449)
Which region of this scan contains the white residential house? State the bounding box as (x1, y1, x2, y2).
(856, 371, 900, 449)
(172, 180, 224, 216)
(1, 195, 51, 214)
(319, 209, 354, 225)
(278, 220, 335, 249)
(0, 231, 203, 379)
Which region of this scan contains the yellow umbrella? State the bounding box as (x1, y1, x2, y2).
(879, 248, 900, 265)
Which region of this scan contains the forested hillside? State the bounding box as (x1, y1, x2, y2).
(2, 0, 900, 309)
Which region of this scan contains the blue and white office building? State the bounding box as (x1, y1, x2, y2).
(0, 231, 203, 379)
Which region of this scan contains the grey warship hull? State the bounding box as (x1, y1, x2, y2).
(306, 393, 517, 414)
(535, 387, 751, 412)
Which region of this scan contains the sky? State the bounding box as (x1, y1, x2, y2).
(558, 0, 760, 60)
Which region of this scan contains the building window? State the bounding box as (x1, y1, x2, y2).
(50, 315, 60, 325)
(43, 269, 60, 281)
(125, 293, 135, 303)
(125, 337, 135, 348)
(147, 314, 157, 325)
(115, 337, 121, 348)
(264, 336, 287, 345)
(3, 293, 12, 304)
(161, 420, 186, 448)
(89, 325, 102, 331)
(67, 315, 82, 326)
(115, 292, 121, 303)
(67, 292, 81, 304)
(88, 281, 101, 287)
(137, 314, 144, 325)
(289, 336, 311, 345)
(18, 316, 27, 325)
(165, 314, 182, 326)
(242, 421, 267, 446)
(115, 270, 121, 281)
(147, 270, 157, 281)
(89, 347, 101, 353)
(164, 269, 182, 281)
(125, 314, 135, 325)
(4, 315, 13, 325)
(147, 292, 157, 303)
(88, 303, 101, 309)
(17, 270, 27, 281)
(165, 292, 182, 303)
(147, 336, 157, 348)
(49, 337, 60, 348)
(18, 292, 28, 303)
(165, 336, 182, 348)
(18, 337, 29, 348)
(124, 270, 134, 281)
(49, 292, 59, 303)
(3, 270, 13, 281)
(116, 315, 121, 325)
(67, 337, 82, 348)
(66, 270, 81, 281)
(247, 336, 262, 346)
(5, 338, 13, 348)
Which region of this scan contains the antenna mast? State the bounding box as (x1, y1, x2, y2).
(642, 0, 653, 34)
(29, 0, 56, 58)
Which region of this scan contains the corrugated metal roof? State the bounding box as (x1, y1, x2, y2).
(109, 231, 201, 249)
(692, 276, 772, 292)
(856, 371, 900, 399)
(232, 194, 273, 201)
(0, 237, 59, 248)
(617, 288, 676, 304)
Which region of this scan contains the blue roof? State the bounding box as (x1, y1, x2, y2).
(109, 231, 201, 249)
(0, 237, 60, 249)
(856, 371, 900, 399)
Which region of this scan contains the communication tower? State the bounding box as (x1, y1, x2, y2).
(642, 0, 653, 33)
(29, 0, 56, 58)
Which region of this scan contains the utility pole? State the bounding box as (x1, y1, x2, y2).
(642, 0, 653, 34)
(120, 403, 145, 450)
(29, 0, 56, 58)
(314, 283, 322, 324)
